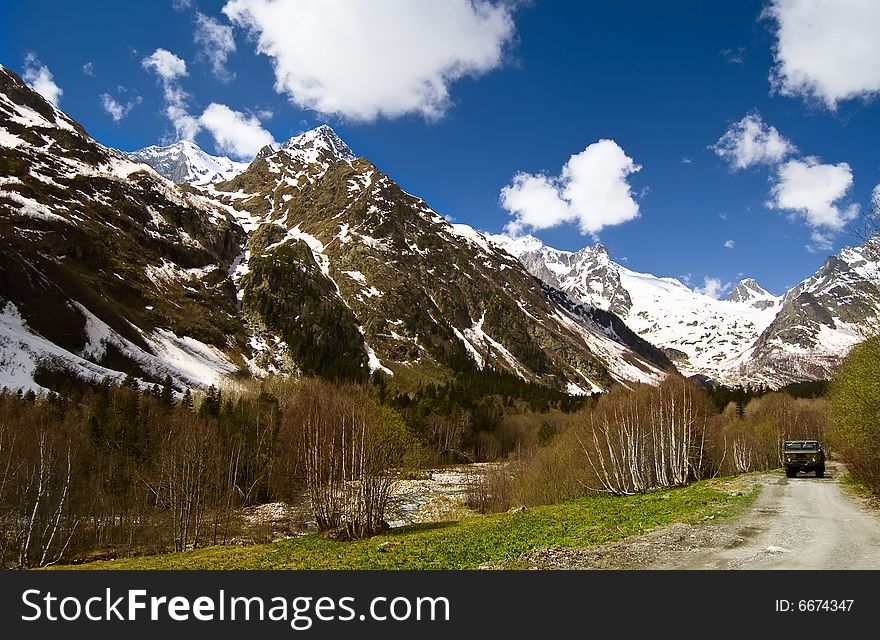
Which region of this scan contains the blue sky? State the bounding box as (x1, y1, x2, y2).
(3, 0, 879, 296)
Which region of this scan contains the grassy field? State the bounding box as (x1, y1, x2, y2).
(55, 475, 760, 570)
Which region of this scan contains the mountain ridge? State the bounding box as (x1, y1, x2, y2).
(125, 139, 249, 186)
(1, 68, 673, 395)
(491, 233, 880, 386)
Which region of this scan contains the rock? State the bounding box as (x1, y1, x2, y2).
(508, 505, 527, 514)
(377, 541, 395, 552)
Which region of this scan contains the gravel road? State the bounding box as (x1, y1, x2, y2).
(664, 461, 880, 569)
(513, 461, 880, 570)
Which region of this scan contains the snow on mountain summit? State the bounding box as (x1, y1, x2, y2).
(491, 233, 783, 384)
(281, 124, 356, 164)
(724, 278, 779, 310)
(126, 140, 249, 186)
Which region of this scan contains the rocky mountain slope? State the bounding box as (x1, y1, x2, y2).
(743, 238, 880, 385)
(0, 65, 247, 393)
(1, 66, 672, 394)
(492, 234, 880, 386)
(126, 140, 249, 186)
(206, 124, 673, 391)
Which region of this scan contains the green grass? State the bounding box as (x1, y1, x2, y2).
(55, 476, 760, 570)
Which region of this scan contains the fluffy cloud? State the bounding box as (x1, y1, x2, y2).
(100, 93, 142, 123)
(171, 0, 193, 11)
(82, 62, 95, 77)
(23, 54, 63, 106)
(768, 157, 859, 230)
(222, 0, 515, 121)
(142, 49, 199, 140)
(194, 12, 237, 81)
(141, 47, 271, 157)
(765, 0, 880, 109)
(501, 140, 642, 236)
(695, 276, 731, 300)
(142, 48, 188, 84)
(198, 103, 275, 159)
(724, 240, 735, 249)
(711, 113, 795, 170)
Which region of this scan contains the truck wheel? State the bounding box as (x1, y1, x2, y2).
(816, 467, 824, 478)
(786, 468, 796, 478)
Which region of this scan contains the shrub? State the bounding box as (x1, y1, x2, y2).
(828, 336, 880, 491)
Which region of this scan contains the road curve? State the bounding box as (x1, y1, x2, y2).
(667, 462, 880, 570)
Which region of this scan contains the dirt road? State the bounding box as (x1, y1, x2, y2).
(517, 461, 880, 570)
(664, 462, 880, 569)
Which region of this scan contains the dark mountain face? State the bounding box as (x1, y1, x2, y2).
(1, 65, 246, 392)
(1, 67, 672, 394)
(212, 130, 674, 391)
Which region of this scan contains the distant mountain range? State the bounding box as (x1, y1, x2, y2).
(491, 233, 880, 387)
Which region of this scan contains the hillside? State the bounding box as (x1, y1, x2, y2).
(1, 66, 672, 395)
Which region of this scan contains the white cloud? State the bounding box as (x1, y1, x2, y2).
(681, 157, 693, 165)
(171, 0, 193, 11)
(194, 12, 237, 82)
(82, 62, 95, 77)
(500, 139, 642, 236)
(23, 54, 63, 106)
(768, 157, 859, 229)
(765, 0, 880, 109)
(724, 240, 736, 249)
(142, 49, 198, 141)
(695, 276, 731, 300)
(222, 0, 515, 121)
(806, 231, 834, 253)
(100, 93, 142, 123)
(198, 103, 276, 160)
(142, 48, 188, 84)
(711, 113, 795, 170)
(872, 184, 880, 214)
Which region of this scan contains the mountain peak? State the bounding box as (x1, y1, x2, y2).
(126, 139, 248, 186)
(254, 143, 276, 161)
(281, 124, 356, 163)
(725, 278, 767, 301)
(724, 278, 779, 310)
(488, 233, 546, 258)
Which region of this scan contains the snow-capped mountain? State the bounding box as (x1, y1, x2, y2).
(492, 233, 880, 386)
(126, 139, 250, 186)
(1, 65, 673, 395)
(743, 238, 880, 385)
(724, 279, 779, 310)
(207, 124, 673, 390)
(490, 235, 782, 384)
(0, 64, 246, 394)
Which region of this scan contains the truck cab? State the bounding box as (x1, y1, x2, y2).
(782, 440, 825, 478)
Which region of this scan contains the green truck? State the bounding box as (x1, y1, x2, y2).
(782, 440, 826, 478)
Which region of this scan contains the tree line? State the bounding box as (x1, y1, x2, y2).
(470, 375, 831, 511)
(4, 340, 875, 566)
(1, 366, 573, 566)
